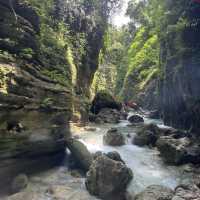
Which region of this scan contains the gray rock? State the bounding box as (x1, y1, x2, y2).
(128, 115, 144, 124)
(90, 91, 122, 114)
(134, 185, 174, 200)
(85, 155, 133, 199)
(172, 184, 200, 200)
(133, 130, 157, 147)
(156, 136, 200, 165)
(11, 174, 28, 194)
(106, 151, 125, 164)
(132, 124, 160, 147)
(66, 138, 93, 171)
(103, 128, 125, 146)
(96, 108, 121, 124)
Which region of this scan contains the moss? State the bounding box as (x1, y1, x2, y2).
(0, 63, 16, 94)
(41, 69, 70, 87)
(139, 68, 159, 90)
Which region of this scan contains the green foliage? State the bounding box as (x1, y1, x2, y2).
(19, 48, 34, 60)
(40, 97, 54, 109)
(127, 33, 159, 76)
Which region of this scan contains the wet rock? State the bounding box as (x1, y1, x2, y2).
(103, 128, 125, 146)
(106, 151, 125, 164)
(66, 139, 93, 171)
(93, 151, 104, 160)
(128, 115, 144, 124)
(133, 130, 157, 147)
(90, 91, 122, 114)
(94, 151, 125, 164)
(11, 174, 28, 194)
(156, 136, 192, 165)
(85, 155, 133, 199)
(134, 185, 174, 200)
(133, 123, 160, 147)
(95, 108, 121, 124)
(173, 184, 200, 200)
(94, 117, 104, 124)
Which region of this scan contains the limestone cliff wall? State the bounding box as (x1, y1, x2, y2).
(0, 0, 106, 185)
(160, 1, 200, 133)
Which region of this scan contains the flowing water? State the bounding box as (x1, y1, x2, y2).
(78, 118, 192, 196)
(5, 117, 194, 199)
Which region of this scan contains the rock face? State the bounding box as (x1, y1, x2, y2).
(128, 115, 144, 124)
(159, 2, 200, 133)
(66, 139, 93, 171)
(90, 91, 122, 114)
(134, 185, 174, 200)
(103, 128, 126, 146)
(0, 0, 108, 190)
(85, 155, 133, 199)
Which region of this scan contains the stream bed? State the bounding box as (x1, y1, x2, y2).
(5, 118, 194, 200)
(78, 118, 193, 196)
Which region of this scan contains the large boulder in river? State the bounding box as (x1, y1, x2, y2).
(156, 136, 200, 165)
(133, 124, 160, 147)
(90, 91, 122, 114)
(133, 130, 157, 147)
(103, 128, 125, 146)
(66, 139, 93, 171)
(85, 155, 133, 199)
(134, 185, 174, 200)
(128, 115, 144, 124)
(95, 108, 121, 124)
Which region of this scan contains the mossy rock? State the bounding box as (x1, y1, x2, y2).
(90, 91, 122, 114)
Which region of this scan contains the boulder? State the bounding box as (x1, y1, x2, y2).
(106, 151, 125, 164)
(133, 123, 190, 148)
(172, 184, 200, 200)
(95, 108, 121, 124)
(11, 174, 28, 194)
(90, 91, 122, 114)
(128, 115, 144, 124)
(85, 155, 133, 199)
(134, 185, 174, 200)
(103, 128, 125, 146)
(156, 136, 192, 165)
(133, 123, 160, 147)
(66, 139, 93, 171)
(133, 130, 157, 147)
(93, 151, 125, 164)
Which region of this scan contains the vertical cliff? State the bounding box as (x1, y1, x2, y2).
(0, 0, 108, 185)
(160, 0, 200, 133)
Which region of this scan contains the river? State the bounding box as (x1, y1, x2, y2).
(5, 116, 194, 200)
